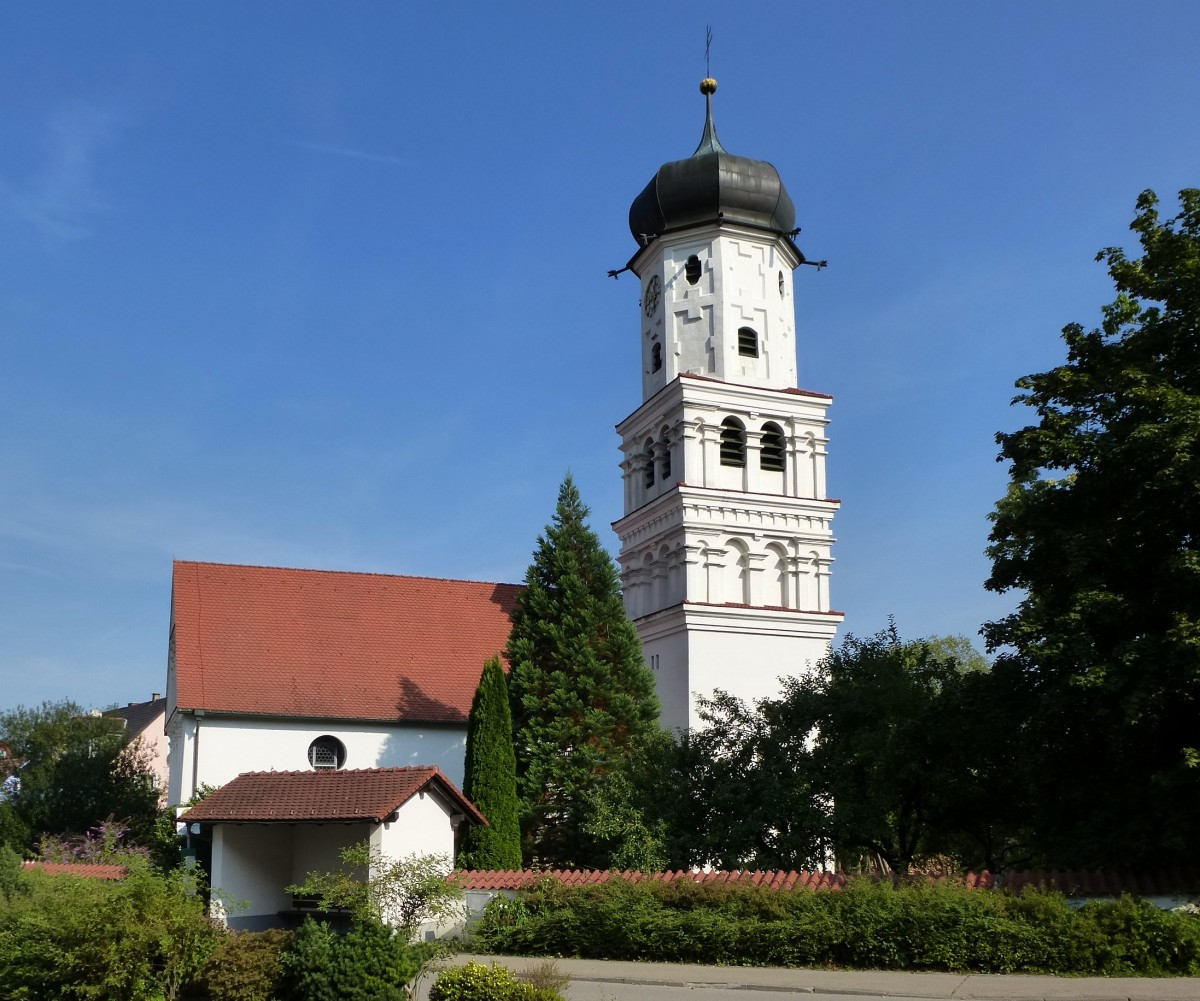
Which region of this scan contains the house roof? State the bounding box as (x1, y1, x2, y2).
(107, 697, 166, 738)
(179, 766, 487, 825)
(171, 561, 521, 724)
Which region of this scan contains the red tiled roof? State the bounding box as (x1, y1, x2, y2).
(679, 372, 833, 401)
(22, 861, 127, 880)
(179, 766, 486, 825)
(455, 869, 850, 891)
(171, 561, 521, 723)
(454, 868, 1200, 896)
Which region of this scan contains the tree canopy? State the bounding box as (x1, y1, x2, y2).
(648, 627, 1009, 874)
(506, 474, 662, 867)
(984, 189, 1200, 866)
(0, 700, 160, 855)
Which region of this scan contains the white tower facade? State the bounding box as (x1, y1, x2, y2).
(614, 81, 842, 733)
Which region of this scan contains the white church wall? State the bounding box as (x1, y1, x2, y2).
(166, 714, 467, 805)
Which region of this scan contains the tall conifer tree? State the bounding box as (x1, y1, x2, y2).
(458, 656, 522, 870)
(507, 474, 660, 866)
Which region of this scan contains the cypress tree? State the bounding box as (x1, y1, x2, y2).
(458, 656, 522, 871)
(507, 474, 661, 866)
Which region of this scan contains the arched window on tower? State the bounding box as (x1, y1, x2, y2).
(659, 426, 671, 481)
(725, 538, 751, 604)
(643, 438, 656, 488)
(685, 254, 702, 284)
(738, 326, 759, 358)
(766, 543, 789, 607)
(651, 342, 663, 373)
(720, 417, 746, 467)
(760, 422, 786, 472)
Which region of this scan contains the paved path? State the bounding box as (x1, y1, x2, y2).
(417, 953, 1200, 1001)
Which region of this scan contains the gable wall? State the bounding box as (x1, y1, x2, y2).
(380, 787, 459, 861)
(167, 714, 467, 805)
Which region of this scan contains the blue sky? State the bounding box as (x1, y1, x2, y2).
(2, 3, 1198, 711)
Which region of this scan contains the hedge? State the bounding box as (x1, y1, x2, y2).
(469, 876, 1200, 975)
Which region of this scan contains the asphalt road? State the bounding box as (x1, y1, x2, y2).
(417, 954, 1200, 1001)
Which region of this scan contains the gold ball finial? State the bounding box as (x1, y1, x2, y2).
(700, 77, 718, 95)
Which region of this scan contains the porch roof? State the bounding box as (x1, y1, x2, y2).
(180, 766, 486, 825)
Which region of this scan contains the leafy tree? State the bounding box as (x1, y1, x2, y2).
(984, 189, 1200, 867)
(805, 626, 1024, 873)
(288, 844, 463, 935)
(506, 474, 662, 867)
(659, 627, 1020, 873)
(662, 691, 828, 871)
(922, 634, 989, 673)
(0, 700, 159, 854)
(458, 656, 522, 870)
(580, 764, 670, 871)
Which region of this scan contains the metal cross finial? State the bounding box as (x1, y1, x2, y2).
(705, 26, 712, 77)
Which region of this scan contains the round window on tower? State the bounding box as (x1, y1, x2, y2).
(308, 735, 346, 771)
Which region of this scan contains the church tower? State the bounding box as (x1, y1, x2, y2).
(614, 79, 843, 733)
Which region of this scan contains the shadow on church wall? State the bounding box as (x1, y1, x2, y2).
(372, 675, 480, 787)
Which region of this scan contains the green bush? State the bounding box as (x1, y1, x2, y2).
(196, 928, 292, 1001)
(469, 876, 1200, 975)
(278, 916, 434, 1001)
(430, 961, 563, 1001)
(0, 858, 219, 1000)
(279, 916, 337, 1001)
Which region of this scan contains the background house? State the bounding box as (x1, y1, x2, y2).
(107, 695, 168, 803)
(165, 560, 520, 806)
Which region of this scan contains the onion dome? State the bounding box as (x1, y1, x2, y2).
(628, 78, 796, 246)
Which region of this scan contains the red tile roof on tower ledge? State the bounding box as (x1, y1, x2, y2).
(179, 766, 486, 825)
(678, 372, 833, 400)
(171, 561, 521, 723)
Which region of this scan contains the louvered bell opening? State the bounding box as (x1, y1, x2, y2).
(738, 327, 759, 358)
(720, 419, 746, 467)
(643, 442, 656, 488)
(760, 423, 786, 472)
(660, 440, 671, 480)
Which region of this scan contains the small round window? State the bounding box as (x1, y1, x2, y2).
(308, 735, 346, 770)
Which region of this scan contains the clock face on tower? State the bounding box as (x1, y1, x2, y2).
(644, 274, 661, 317)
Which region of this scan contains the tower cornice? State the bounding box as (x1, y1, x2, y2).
(616, 373, 832, 437)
